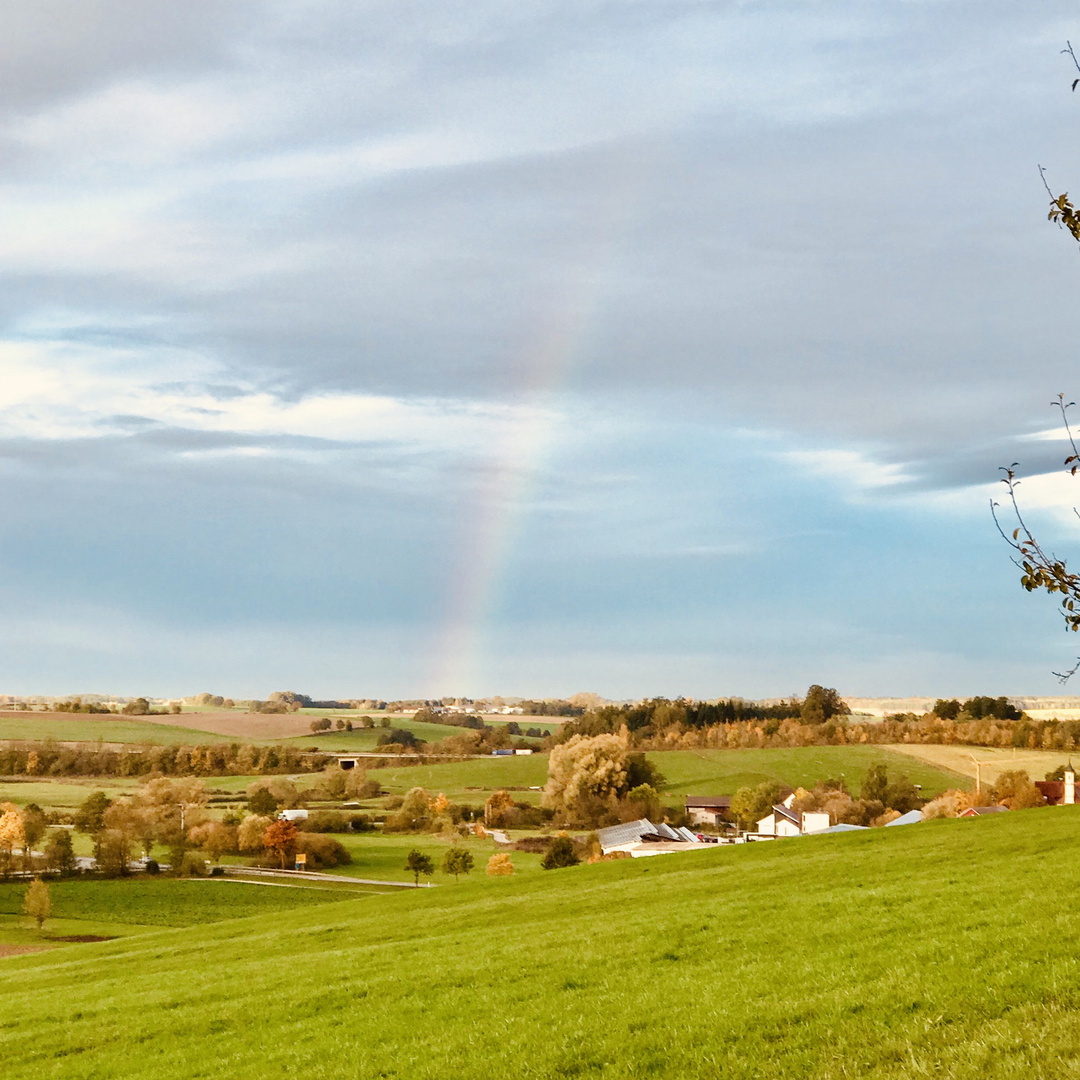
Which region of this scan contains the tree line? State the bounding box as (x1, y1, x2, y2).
(0, 742, 329, 778)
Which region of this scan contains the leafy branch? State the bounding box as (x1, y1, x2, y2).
(993, 396, 1080, 680)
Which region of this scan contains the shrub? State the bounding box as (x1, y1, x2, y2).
(541, 835, 580, 870)
(486, 852, 515, 876)
(302, 810, 350, 833)
(144, 859, 160, 875)
(294, 833, 351, 869)
(179, 852, 207, 877)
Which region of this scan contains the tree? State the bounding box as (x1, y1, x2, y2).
(20, 803, 46, 873)
(238, 814, 273, 853)
(263, 818, 298, 870)
(993, 46, 1080, 678)
(188, 821, 236, 863)
(442, 846, 474, 881)
(729, 781, 783, 831)
(23, 878, 51, 931)
(484, 789, 516, 827)
(246, 787, 279, 817)
(486, 852, 515, 876)
(404, 849, 434, 886)
(45, 830, 76, 876)
(933, 698, 961, 720)
(0, 806, 25, 880)
(860, 764, 889, 804)
(800, 686, 849, 725)
(543, 732, 628, 824)
(74, 791, 112, 835)
(541, 834, 580, 870)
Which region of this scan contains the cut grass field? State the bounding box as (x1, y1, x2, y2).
(885, 743, 1074, 788)
(651, 746, 968, 800)
(0, 712, 242, 746)
(3, 807, 1080, 1077)
(0, 877, 354, 952)
(362, 745, 967, 805)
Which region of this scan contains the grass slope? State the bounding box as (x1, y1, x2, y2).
(3, 808, 1079, 1078)
(0, 713, 240, 746)
(653, 746, 967, 800)
(363, 745, 965, 805)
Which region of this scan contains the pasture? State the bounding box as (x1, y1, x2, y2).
(652, 746, 967, 800)
(0, 877, 356, 953)
(1, 807, 1078, 1077)
(361, 745, 966, 805)
(0, 712, 239, 746)
(330, 833, 545, 882)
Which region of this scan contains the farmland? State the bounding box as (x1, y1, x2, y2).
(361, 745, 968, 805)
(2, 807, 1078, 1078)
(0, 713, 241, 746)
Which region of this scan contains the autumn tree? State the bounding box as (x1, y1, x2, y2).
(23, 878, 51, 931)
(486, 852, 515, 877)
(238, 814, 273, 853)
(441, 846, 474, 881)
(404, 849, 434, 886)
(543, 732, 628, 825)
(263, 818, 298, 870)
(0, 806, 25, 880)
(484, 789, 516, 827)
(188, 821, 237, 863)
(74, 791, 112, 836)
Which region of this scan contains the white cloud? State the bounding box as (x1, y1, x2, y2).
(783, 447, 911, 493)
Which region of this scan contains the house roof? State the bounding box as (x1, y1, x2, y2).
(819, 823, 868, 833)
(884, 809, 923, 827)
(685, 796, 732, 809)
(597, 819, 657, 850)
(960, 804, 1009, 816)
(772, 804, 800, 826)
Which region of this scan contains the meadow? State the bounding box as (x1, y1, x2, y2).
(0, 877, 357, 954)
(0, 713, 240, 746)
(2, 807, 1078, 1077)
(886, 743, 1074, 788)
(360, 745, 967, 805)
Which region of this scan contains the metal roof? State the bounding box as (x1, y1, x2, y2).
(884, 809, 923, 827)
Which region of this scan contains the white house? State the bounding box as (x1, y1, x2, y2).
(755, 804, 830, 837)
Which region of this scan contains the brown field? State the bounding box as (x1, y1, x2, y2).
(139, 711, 318, 740)
(886, 743, 1074, 788)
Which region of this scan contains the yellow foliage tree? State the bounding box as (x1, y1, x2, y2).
(486, 852, 515, 877)
(0, 808, 25, 879)
(543, 732, 628, 824)
(23, 877, 51, 930)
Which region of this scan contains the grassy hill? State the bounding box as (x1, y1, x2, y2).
(361, 745, 967, 805)
(2, 807, 1078, 1077)
(0, 713, 243, 746)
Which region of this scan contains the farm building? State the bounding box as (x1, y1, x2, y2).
(756, 804, 830, 837)
(597, 819, 709, 857)
(885, 809, 923, 827)
(958, 805, 1009, 818)
(685, 796, 731, 827)
(1035, 764, 1076, 806)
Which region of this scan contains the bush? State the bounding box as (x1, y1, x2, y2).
(541, 835, 580, 870)
(486, 852, 515, 876)
(144, 859, 160, 875)
(179, 852, 207, 877)
(294, 833, 351, 869)
(301, 810, 350, 833)
(349, 814, 374, 832)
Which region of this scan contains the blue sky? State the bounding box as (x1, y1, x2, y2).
(2, 1, 1080, 700)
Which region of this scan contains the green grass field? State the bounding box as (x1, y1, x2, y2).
(0, 877, 356, 953)
(652, 746, 968, 800)
(329, 832, 544, 882)
(1, 807, 1078, 1077)
(0, 714, 240, 745)
(361, 745, 966, 806)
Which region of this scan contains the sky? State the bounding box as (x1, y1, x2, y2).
(3, 1, 1080, 701)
